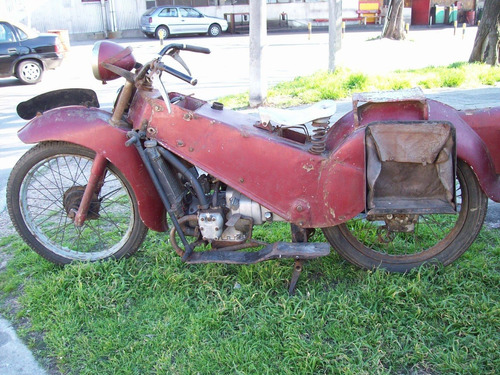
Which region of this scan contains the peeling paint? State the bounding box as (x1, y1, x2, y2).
(303, 164, 314, 172)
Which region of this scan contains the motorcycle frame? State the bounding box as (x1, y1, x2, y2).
(17, 88, 500, 232)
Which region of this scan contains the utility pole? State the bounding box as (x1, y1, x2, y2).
(249, 0, 267, 107)
(328, 0, 341, 72)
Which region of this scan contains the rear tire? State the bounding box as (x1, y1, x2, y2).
(7, 142, 148, 265)
(322, 160, 488, 272)
(16, 59, 43, 84)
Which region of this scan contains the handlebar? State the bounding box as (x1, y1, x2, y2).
(158, 62, 197, 86)
(159, 43, 211, 57)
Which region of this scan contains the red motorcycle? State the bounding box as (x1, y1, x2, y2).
(7, 41, 500, 293)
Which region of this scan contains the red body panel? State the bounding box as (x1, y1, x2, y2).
(127, 91, 500, 229)
(128, 92, 366, 228)
(17, 106, 167, 232)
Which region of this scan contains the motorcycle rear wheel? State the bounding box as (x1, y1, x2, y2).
(7, 142, 148, 265)
(322, 160, 488, 272)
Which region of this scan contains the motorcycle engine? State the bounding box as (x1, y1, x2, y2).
(196, 187, 284, 243)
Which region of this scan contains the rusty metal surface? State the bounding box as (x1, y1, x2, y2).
(129, 90, 366, 228)
(17, 107, 167, 232)
(184, 241, 330, 264)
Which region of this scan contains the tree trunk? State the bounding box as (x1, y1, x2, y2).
(469, 0, 500, 66)
(382, 0, 405, 40)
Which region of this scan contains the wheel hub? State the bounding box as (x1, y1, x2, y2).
(63, 186, 101, 220)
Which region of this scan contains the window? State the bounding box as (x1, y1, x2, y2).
(179, 8, 203, 18)
(13, 26, 28, 41)
(159, 7, 178, 17)
(0, 24, 15, 43)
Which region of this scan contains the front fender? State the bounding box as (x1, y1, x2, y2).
(18, 106, 167, 232)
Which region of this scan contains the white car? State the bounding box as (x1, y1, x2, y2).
(140, 6, 228, 39)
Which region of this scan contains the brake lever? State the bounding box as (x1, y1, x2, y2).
(151, 70, 172, 114)
(167, 50, 191, 76)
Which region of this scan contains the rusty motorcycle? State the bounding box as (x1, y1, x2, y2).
(7, 41, 500, 293)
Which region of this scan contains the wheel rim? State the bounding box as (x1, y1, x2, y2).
(21, 62, 41, 82)
(19, 154, 136, 261)
(209, 25, 220, 36)
(341, 174, 465, 262)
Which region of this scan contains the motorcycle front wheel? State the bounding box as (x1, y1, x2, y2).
(7, 142, 148, 265)
(322, 160, 488, 272)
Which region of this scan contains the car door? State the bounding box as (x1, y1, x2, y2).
(178, 7, 210, 33)
(0, 22, 20, 76)
(157, 7, 183, 34)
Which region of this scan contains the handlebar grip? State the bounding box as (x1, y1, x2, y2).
(182, 44, 211, 54)
(159, 63, 198, 86)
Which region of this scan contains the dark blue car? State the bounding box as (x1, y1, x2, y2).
(0, 20, 64, 84)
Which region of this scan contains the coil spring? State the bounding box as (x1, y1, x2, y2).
(309, 117, 329, 155)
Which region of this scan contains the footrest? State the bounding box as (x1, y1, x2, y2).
(185, 242, 330, 265)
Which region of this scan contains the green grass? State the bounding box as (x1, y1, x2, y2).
(219, 63, 500, 109)
(0, 223, 498, 374)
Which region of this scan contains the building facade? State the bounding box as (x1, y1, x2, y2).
(0, 0, 482, 39)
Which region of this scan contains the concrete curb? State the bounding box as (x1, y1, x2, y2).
(0, 318, 47, 375)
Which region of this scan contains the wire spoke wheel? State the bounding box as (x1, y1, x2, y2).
(322, 161, 488, 272)
(7, 142, 148, 264)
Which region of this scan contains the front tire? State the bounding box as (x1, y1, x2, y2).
(322, 160, 488, 272)
(7, 142, 148, 265)
(16, 59, 43, 84)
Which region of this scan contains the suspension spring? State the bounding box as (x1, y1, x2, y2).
(309, 117, 330, 155)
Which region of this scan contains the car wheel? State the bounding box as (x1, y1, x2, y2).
(208, 23, 222, 37)
(156, 26, 169, 40)
(17, 60, 43, 84)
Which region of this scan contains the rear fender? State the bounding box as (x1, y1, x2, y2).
(429, 100, 500, 202)
(18, 106, 167, 232)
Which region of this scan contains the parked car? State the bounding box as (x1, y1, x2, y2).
(140, 6, 228, 39)
(0, 20, 64, 84)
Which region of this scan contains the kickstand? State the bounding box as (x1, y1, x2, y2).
(288, 259, 305, 296)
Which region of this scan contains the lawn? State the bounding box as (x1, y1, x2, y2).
(0, 223, 498, 374)
(219, 62, 500, 109)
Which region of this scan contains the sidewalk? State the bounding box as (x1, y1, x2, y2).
(0, 26, 499, 375)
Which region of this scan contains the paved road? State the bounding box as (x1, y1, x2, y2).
(0, 27, 499, 374)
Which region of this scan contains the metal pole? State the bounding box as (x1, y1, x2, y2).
(328, 0, 340, 72)
(249, 0, 267, 107)
(108, 0, 117, 33)
(100, 0, 108, 39)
